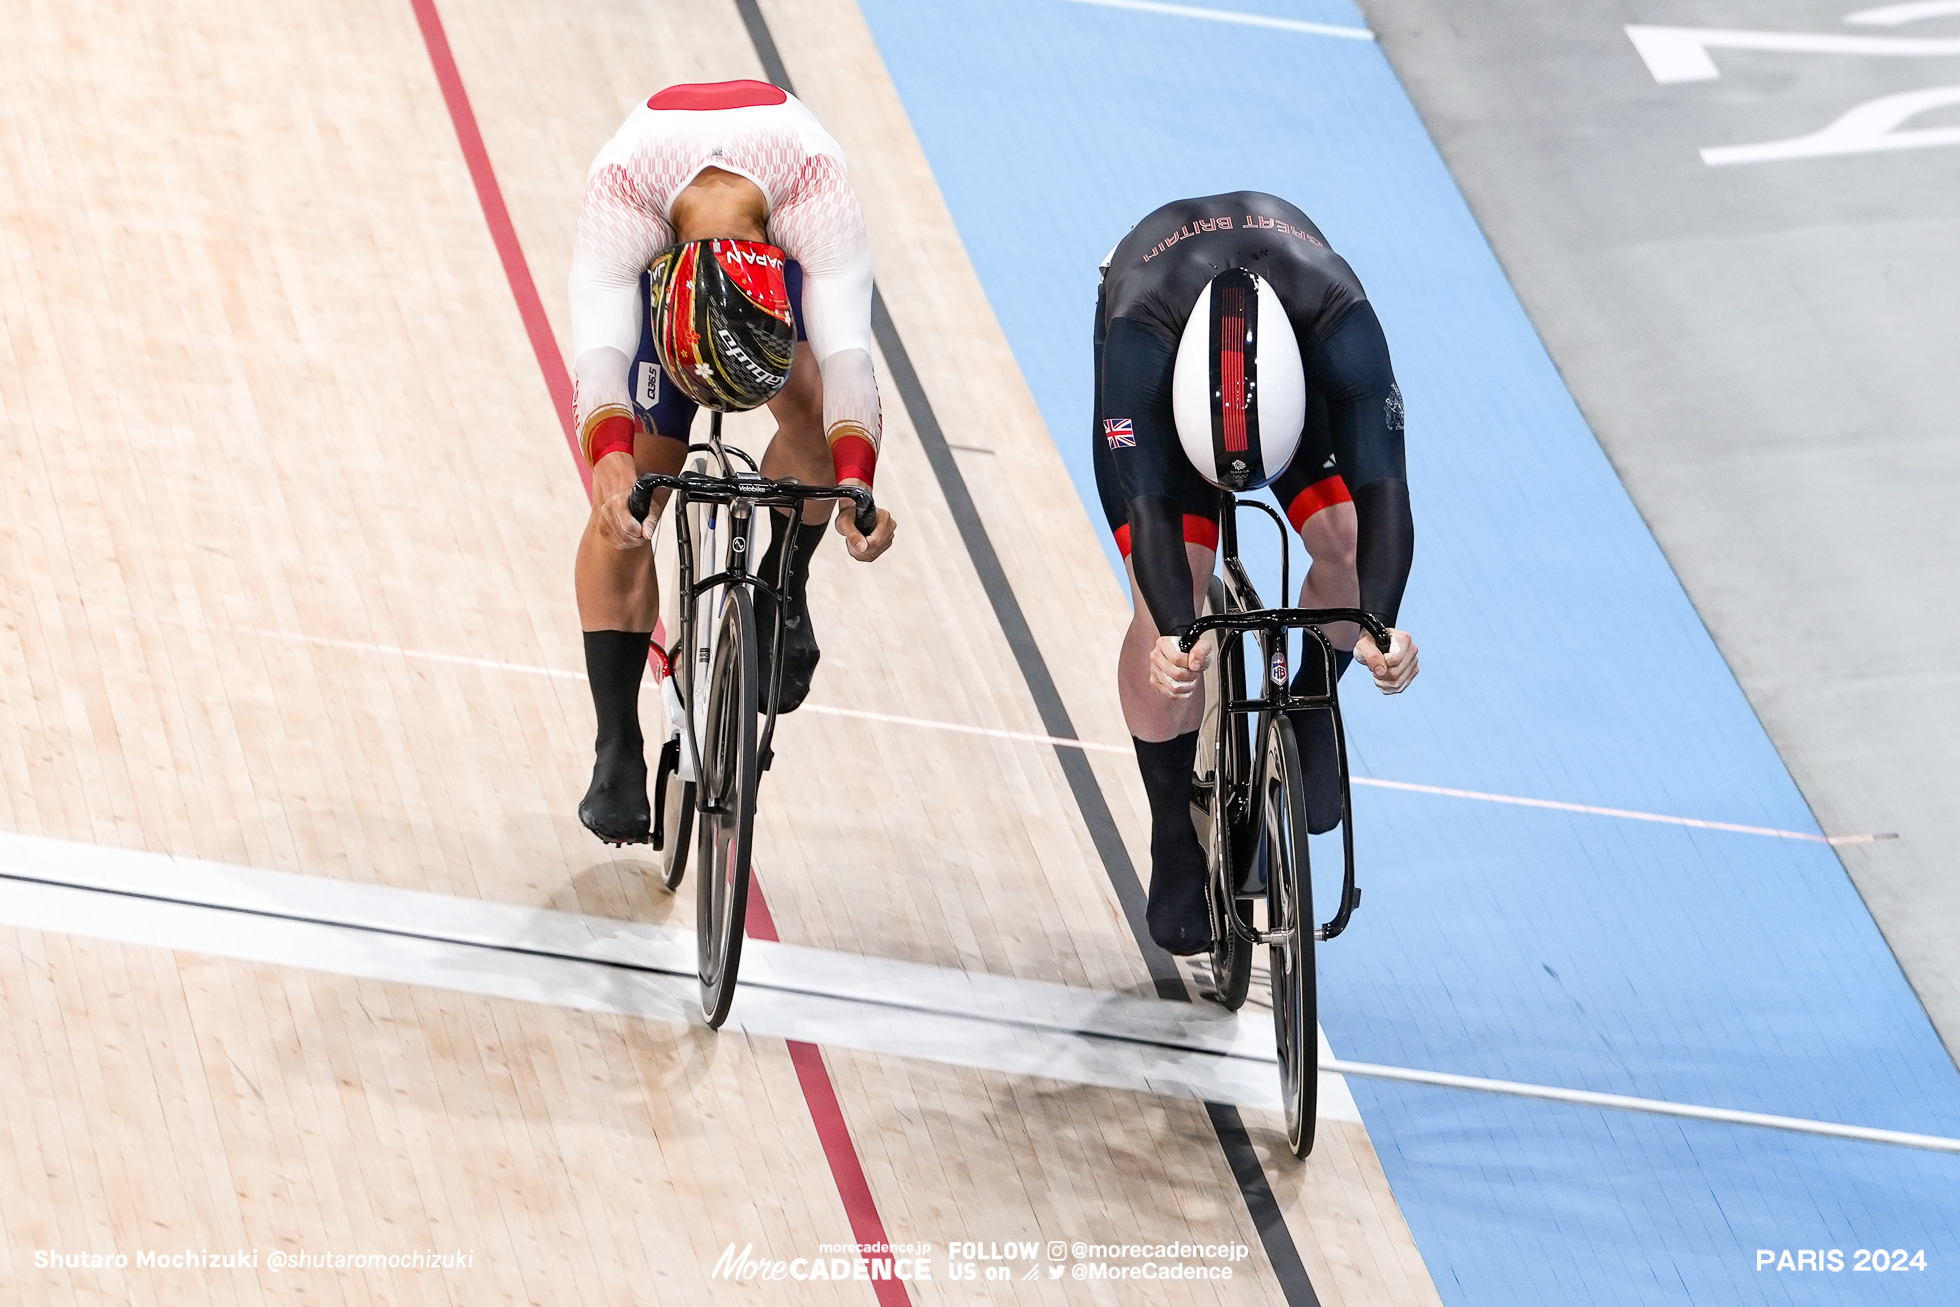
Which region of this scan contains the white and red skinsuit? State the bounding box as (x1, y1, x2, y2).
(568, 81, 880, 480)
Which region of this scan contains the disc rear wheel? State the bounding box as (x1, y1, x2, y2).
(697, 589, 759, 1028)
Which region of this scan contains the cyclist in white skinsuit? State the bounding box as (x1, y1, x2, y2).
(568, 81, 882, 468)
(568, 79, 897, 845)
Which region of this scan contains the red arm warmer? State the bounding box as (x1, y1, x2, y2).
(829, 426, 878, 488)
(583, 411, 636, 466)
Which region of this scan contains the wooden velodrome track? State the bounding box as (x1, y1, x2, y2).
(0, 0, 1443, 1301)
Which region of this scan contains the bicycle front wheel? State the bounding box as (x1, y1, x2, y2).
(1262, 716, 1318, 1157)
(697, 587, 759, 1028)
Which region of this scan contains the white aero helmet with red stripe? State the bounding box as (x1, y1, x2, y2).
(1171, 268, 1307, 491)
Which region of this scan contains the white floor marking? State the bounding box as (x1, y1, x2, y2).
(5, 833, 1954, 1152)
(1701, 85, 1960, 164)
(1625, 24, 1960, 83)
(1846, 0, 1960, 24)
(96, 606, 1888, 844)
(1057, 0, 1375, 42)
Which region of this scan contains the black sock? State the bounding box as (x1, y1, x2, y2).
(583, 630, 652, 749)
(1287, 647, 1350, 835)
(1135, 732, 1210, 954)
(759, 510, 830, 599)
(1134, 732, 1199, 800)
(1135, 731, 1201, 877)
(1290, 645, 1352, 698)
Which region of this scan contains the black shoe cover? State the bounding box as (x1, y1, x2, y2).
(1287, 652, 1352, 835)
(757, 586, 821, 714)
(1146, 830, 1213, 956)
(1136, 731, 1212, 955)
(579, 736, 650, 844)
(1289, 706, 1345, 836)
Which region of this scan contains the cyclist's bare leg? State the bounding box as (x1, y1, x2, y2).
(1118, 542, 1216, 742)
(576, 430, 689, 631)
(1294, 499, 1360, 652)
(1120, 540, 1218, 954)
(758, 342, 830, 526)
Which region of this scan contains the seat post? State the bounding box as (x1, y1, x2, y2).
(707, 409, 727, 473)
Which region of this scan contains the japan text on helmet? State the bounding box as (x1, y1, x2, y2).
(1170, 268, 1306, 491)
(648, 238, 797, 412)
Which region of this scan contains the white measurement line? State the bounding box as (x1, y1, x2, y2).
(1057, 0, 1375, 42)
(1322, 1058, 1960, 1154)
(800, 703, 1129, 753)
(3, 832, 1954, 1153)
(94, 606, 1888, 845)
(1346, 777, 1890, 847)
(90, 606, 589, 679)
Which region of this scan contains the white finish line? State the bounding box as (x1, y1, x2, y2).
(0, 831, 1351, 1121)
(2, 832, 1954, 1153)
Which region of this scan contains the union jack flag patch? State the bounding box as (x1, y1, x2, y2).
(1104, 418, 1136, 449)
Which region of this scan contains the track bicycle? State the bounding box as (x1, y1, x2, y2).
(626, 410, 878, 1028)
(1180, 490, 1390, 1158)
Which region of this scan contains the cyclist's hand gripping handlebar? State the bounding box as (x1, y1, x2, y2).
(627, 476, 659, 526)
(838, 485, 878, 538)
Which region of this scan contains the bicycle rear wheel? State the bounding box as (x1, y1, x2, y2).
(1193, 578, 1254, 1010)
(1262, 716, 1318, 1157)
(696, 587, 759, 1028)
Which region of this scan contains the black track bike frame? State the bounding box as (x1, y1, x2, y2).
(1180, 488, 1390, 944)
(627, 411, 877, 789)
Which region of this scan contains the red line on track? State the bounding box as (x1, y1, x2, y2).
(407, 4, 907, 1296)
(407, 0, 589, 497)
(745, 889, 913, 1307)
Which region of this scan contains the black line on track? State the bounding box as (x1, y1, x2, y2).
(726, 5, 1324, 1299)
(1207, 1103, 1323, 1305)
(0, 869, 1270, 1067)
(869, 290, 1183, 1001)
(737, 0, 1181, 1000)
(732, 0, 793, 89)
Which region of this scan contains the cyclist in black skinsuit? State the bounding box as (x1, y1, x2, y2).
(1094, 191, 1419, 955)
